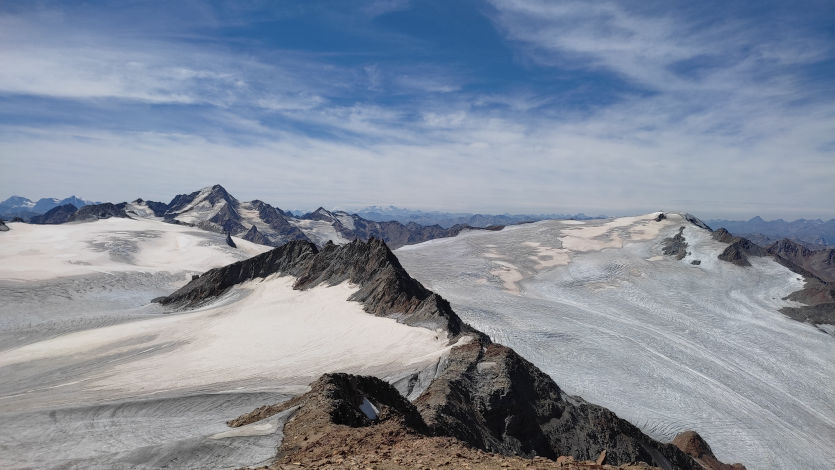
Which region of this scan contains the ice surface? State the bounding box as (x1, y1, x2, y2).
(0, 218, 268, 281)
(359, 397, 379, 420)
(396, 213, 835, 470)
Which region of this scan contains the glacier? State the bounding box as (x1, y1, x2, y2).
(396, 212, 835, 470)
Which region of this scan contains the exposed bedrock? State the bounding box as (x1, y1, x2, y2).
(414, 341, 700, 469)
(232, 367, 745, 470)
(242, 224, 273, 246)
(29, 203, 77, 224)
(712, 229, 766, 266)
(713, 228, 835, 329)
(662, 226, 688, 260)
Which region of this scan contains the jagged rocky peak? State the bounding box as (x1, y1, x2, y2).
(711, 228, 765, 267)
(165, 183, 238, 215)
(767, 238, 812, 258)
(415, 340, 699, 468)
(308, 206, 337, 221)
(242, 224, 272, 246)
(157, 238, 470, 338)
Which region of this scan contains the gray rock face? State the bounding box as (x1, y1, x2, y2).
(225, 232, 236, 248)
(68, 202, 130, 222)
(662, 226, 688, 260)
(712, 229, 765, 266)
(0, 220, 8, 232)
(767, 238, 835, 283)
(415, 341, 699, 469)
(242, 225, 272, 246)
(29, 204, 77, 224)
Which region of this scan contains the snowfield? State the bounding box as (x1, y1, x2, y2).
(396, 213, 835, 470)
(0, 219, 458, 469)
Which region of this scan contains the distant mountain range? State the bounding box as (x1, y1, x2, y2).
(6, 185, 483, 250)
(354, 205, 606, 228)
(0, 195, 98, 220)
(707, 216, 835, 248)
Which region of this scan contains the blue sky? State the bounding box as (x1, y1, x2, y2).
(1, 0, 833, 218)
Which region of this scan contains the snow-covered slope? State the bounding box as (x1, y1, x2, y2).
(396, 212, 835, 470)
(0, 218, 462, 468)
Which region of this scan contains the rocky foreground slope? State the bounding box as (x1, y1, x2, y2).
(159, 237, 744, 470)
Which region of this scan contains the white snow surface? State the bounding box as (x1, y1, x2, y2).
(290, 218, 350, 245)
(0, 218, 268, 281)
(396, 213, 835, 470)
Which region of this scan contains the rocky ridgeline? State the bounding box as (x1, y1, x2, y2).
(158, 238, 473, 337)
(231, 372, 744, 470)
(161, 237, 745, 469)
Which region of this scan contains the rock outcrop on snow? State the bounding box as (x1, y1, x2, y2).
(712, 229, 766, 266)
(0, 219, 8, 232)
(158, 238, 472, 337)
(662, 226, 688, 259)
(242, 225, 272, 245)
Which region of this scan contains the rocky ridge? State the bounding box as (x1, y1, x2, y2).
(710, 227, 834, 330)
(29, 203, 78, 224)
(158, 238, 472, 337)
(68, 202, 130, 222)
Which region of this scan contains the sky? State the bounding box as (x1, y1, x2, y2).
(0, 0, 833, 219)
